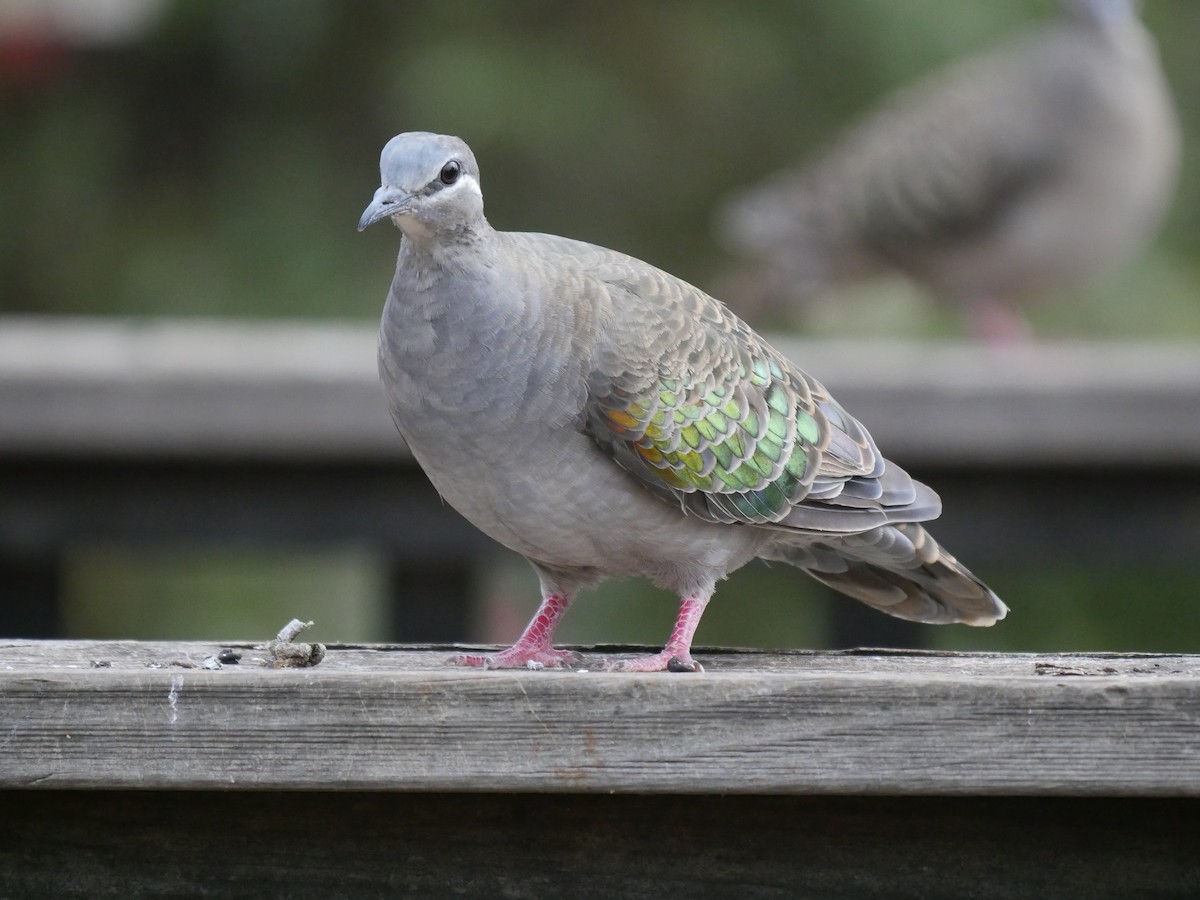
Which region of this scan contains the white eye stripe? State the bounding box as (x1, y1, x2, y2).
(438, 173, 482, 197)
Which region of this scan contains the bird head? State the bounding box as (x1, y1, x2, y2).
(1062, 0, 1140, 29)
(358, 132, 484, 238)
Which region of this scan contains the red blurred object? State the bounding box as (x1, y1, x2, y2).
(0, 31, 72, 87)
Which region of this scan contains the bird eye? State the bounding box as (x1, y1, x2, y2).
(439, 160, 461, 186)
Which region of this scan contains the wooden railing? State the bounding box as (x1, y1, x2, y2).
(3, 320, 1199, 895)
(3, 318, 1200, 641)
(0, 639, 1197, 896)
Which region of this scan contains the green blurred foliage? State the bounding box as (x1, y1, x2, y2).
(3, 0, 1198, 332)
(63, 545, 388, 642)
(930, 565, 1200, 653)
(4, 1, 1198, 649)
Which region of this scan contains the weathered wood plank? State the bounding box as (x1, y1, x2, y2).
(2, 642, 1197, 795)
(0, 319, 400, 459)
(3, 318, 1200, 464)
(2, 791, 1197, 899)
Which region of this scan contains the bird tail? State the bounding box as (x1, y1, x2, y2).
(773, 522, 1007, 626)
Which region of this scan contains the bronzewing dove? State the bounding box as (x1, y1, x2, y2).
(360, 131, 1007, 672)
(717, 0, 1180, 341)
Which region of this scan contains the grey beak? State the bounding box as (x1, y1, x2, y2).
(358, 185, 412, 231)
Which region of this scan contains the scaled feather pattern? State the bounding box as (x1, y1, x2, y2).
(360, 131, 1007, 672)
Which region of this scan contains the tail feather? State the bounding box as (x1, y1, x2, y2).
(766, 522, 1007, 626)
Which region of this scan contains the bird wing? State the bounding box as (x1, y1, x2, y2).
(581, 261, 929, 531)
(815, 29, 1072, 254)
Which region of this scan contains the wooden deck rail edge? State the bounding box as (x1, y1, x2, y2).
(4, 317, 1200, 465)
(2, 641, 1197, 796)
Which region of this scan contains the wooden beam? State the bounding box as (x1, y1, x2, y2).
(0, 319, 399, 460)
(3, 318, 1200, 465)
(2, 641, 1198, 795)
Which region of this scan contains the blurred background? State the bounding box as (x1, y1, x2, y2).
(2, 0, 1198, 653)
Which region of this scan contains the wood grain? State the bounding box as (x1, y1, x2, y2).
(2, 641, 1197, 795)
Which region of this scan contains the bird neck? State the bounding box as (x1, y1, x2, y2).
(399, 213, 488, 249)
(393, 219, 488, 285)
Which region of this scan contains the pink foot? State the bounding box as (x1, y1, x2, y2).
(603, 592, 711, 673)
(970, 297, 1033, 346)
(455, 645, 582, 670)
(453, 590, 579, 670)
(604, 650, 704, 673)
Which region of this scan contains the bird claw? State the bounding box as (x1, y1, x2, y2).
(602, 651, 704, 673)
(453, 647, 583, 670)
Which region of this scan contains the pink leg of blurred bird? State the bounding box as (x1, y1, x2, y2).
(605, 592, 711, 673)
(455, 591, 581, 670)
(970, 296, 1032, 345)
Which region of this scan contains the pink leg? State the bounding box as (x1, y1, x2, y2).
(969, 297, 1032, 346)
(605, 593, 711, 673)
(455, 591, 581, 670)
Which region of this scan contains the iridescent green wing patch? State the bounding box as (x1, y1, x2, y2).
(590, 343, 830, 525)
(583, 264, 886, 526)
